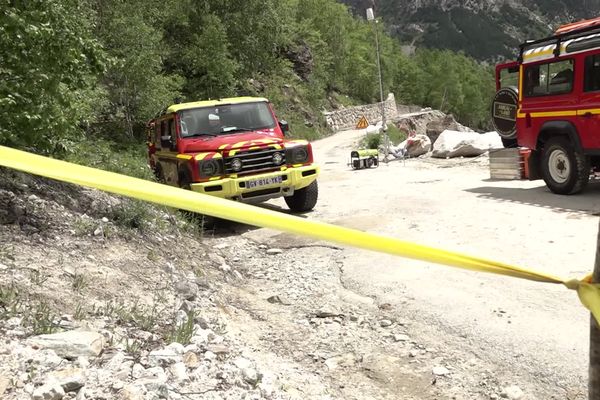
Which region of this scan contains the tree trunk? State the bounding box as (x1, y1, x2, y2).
(590, 219, 600, 399)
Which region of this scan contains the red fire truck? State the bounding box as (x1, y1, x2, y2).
(146, 97, 319, 212)
(492, 17, 600, 194)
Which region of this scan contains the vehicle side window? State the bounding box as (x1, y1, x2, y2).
(584, 54, 600, 92)
(524, 59, 573, 97)
(169, 119, 175, 139)
(500, 68, 519, 88)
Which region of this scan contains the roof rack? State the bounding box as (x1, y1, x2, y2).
(518, 22, 600, 63)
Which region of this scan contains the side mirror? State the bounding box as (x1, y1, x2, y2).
(279, 120, 289, 135)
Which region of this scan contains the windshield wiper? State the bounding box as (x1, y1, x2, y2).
(220, 127, 254, 134)
(185, 133, 218, 138)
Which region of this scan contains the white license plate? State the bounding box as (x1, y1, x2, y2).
(246, 176, 282, 189)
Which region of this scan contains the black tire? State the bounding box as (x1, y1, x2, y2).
(154, 164, 166, 183)
(541, 137, 589, 195)
(285, 180, 318, 212)
(501, 138, 518, 148)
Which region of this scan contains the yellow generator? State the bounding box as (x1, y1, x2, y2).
(349, 149, 379, 170)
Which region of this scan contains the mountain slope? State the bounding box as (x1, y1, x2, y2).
(340, 0, 600, 60)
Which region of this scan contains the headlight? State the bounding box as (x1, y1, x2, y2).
(199, 159, 222, 177)
(272, 152, 284, 165)
(231, 158, 243, 172)
(286, 145, 309, 164)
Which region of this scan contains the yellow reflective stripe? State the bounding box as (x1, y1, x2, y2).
(218, 144, 228, 150)
(518, 65, 523, 103)
(195, 153, 209, 161)
(1, 144, 599, 324)
(517, 110, 577, 118)
(176, 154, 192, 160)
(249, 146, 260, 150)
(577, 108, 600, 115)
(232, 141, 248, 149)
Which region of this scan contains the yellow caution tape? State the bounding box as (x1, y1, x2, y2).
(1, 145, 599, 322)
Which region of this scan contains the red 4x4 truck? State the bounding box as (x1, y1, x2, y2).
(492, 17, 600, 194)
(147, 97, 319, 212)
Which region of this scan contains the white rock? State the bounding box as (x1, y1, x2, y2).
(266, 248, 283, 255)
(379, 319, 393, 327)
(139, 366, 167, 383)
(120, 384, 145, 400)
(204, 351, 217, 361)
(107, 351, 126, 371)
(0, 375, 9, 396)
(28, 331, 105, 359)
(101, 217, 109, 223)
(32, 383, 65, 400)
(500, 385, 524, 399)
(242, 368, 259, 385)
(432, 130, 502, 158)
(48, 367, 85, 392)
(394, 334, 410, 342)
(93, 227, 103, 236)
(234, 358, 252, 370)
(432, 366, 450, 376)
(169, 362, 189, 382)
(131, 364, 146, 379)
(148, 344, 184, 365)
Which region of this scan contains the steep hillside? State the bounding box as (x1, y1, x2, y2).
(340, 0, 600, 60)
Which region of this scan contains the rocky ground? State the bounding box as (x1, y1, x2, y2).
(0, 152, 537, 400)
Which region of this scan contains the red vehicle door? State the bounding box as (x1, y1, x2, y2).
(578, 51, 600, 150)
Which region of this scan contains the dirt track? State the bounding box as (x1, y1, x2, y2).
(246, 128, 600, 399)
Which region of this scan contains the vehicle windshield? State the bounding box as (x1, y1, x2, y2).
(178, 102, 276, 138)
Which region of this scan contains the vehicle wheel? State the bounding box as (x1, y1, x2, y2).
(541, 137, 589, 195)
(154, 165, 166, 183)
(501, 138, 518, 148)
(285, 180, 318, 212)
(178, 170, 216, 229)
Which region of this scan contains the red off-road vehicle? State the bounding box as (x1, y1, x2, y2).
(146, 97, 319, 211)
(492, 17, 600, 194)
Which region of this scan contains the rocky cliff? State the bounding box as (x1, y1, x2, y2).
(339, 0, 600, 60)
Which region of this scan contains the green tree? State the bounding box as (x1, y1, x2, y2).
(0, 0, 103, 152)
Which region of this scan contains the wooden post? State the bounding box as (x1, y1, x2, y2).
(591, 220, 600, 399)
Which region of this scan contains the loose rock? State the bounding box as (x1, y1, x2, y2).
(28, 331, 105, 359)
(32, 383, 65, 400)
(500, 385, 524, 399)
(432, 366, 450, 376)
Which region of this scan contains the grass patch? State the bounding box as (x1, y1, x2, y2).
(65, 138, 153, 180)
(110, 200, 153, 231)
(165, 310, 196, 345)
(359, 124, 408, 149)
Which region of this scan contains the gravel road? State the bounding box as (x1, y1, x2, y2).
(248, 128, 600, 399)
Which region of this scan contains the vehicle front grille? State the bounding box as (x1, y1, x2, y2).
(224, 148, 282, 174)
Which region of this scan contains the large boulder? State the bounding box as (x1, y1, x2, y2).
(388, 134, 431, 158)
(405, 134, 432, 157)
(432, 130, 503, 158)
(426, 114, 473, 144)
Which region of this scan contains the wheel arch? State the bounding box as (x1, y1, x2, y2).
(536, 120, 582, 152)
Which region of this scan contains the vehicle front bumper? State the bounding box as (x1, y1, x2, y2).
(189, 165, 319, 202)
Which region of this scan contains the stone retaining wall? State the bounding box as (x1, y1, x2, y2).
(324, 93, 399, 131)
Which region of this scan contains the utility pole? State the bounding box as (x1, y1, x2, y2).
(366, 7, 389, 163)
(591, 219, 600, 399)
